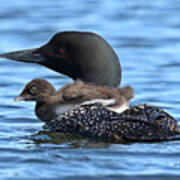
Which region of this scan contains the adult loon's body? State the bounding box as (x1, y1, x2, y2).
(1, 31, 180, 142)
(45, 104, 180, 142)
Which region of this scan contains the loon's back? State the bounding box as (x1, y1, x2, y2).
(45, 104, 180, 142)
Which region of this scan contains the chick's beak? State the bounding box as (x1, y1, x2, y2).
(14, 96, 25, 102)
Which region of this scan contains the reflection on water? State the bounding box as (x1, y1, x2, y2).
(0, 0, 180, 179)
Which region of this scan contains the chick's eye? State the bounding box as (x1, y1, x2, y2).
(59, 47, 66, 54)
(29, 86, 37, 95)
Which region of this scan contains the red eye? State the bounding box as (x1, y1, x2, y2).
(59, 48, 66, 54)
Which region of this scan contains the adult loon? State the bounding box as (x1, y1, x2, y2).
(0, 31, 121, 87)
(1, 31, 180, 142)
(14, 78, 134, 122)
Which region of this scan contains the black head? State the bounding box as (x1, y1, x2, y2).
(0, 31, 121, 87)
(14, 78, 56, 102)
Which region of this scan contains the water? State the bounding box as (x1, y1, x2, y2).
(0, 0, 180, 179)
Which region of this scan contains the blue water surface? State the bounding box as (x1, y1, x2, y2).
(1, 0, 180, 179)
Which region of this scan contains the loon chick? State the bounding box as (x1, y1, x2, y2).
(0, 31, 121, 87)
(45, 104, 180, 142)
(14, 78, 134, 122)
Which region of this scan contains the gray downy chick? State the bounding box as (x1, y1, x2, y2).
(15, 79, 134, 122)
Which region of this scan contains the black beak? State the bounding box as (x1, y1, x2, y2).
(0, 48, 46, 64)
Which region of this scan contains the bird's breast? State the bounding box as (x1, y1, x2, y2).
(55, 104, 76, 116)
